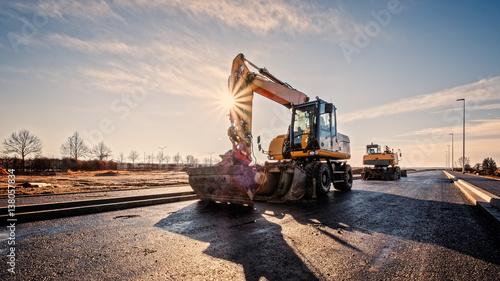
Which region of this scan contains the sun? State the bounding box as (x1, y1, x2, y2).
(219, 92, 236, 113)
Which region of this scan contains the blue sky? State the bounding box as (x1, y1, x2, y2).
(1, 0, 499, 167)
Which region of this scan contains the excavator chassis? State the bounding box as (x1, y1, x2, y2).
(361, 166, 407, 180)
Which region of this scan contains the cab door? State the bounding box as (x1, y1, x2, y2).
(318, 103, 333, 151)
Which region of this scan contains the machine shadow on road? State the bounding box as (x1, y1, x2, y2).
(155, 201, 320, 280)
(154, 181, 500, 280)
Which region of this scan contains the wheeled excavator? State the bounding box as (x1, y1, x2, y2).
(187, 53, 353, 205)
(361, 143, 407, 180)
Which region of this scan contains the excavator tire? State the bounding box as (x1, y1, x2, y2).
(334, 164, 353, 191)
(383, 169, 396, 181)
(384, 173, 393, 181)
(314, 162, 331, 196)
(361, 167, 371, 180)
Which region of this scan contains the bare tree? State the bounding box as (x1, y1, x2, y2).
(164, 155, 170, 164)
(173, 153, 182, 165)
(2, 129, 43, 171)
(157, 152, 165, 169)
(457, 156, 471, 171)
(91, 141, 112, 161)
(60, 132, 90, 160)
(185, 155, 196, 165)
(129, 150, 139, 168)
(119, 153, 125, 163)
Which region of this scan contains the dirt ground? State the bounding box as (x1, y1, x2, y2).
(0, 170, 188, 196)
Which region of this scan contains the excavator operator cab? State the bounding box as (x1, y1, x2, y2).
(290, 99, 336, 151)
(366, 144, 381, 155)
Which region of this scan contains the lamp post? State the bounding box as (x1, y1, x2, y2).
(457, 98, 465, 173)
(158, 146, 167, 169)
(449, 133, 454, 172)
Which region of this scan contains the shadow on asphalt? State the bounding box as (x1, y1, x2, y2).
(154, 178, 500, 280)
(155, 201, 318, 280)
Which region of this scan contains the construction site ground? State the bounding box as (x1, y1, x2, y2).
(0, 170, 189, 197)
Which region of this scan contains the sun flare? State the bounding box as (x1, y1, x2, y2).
(221, 92, 236, 112)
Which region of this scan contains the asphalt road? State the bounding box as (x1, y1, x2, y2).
(449, 171, 500, 197)
(2, 171, 499, 280)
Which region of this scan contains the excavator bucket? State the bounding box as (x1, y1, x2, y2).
(187, 156, 260, 205)
(188, 157, 314, 205)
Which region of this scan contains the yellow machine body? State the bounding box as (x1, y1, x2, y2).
(361, 144, 405, 180)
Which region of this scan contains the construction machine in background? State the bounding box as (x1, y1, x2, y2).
(187, 53, 353, 205)
(361, 143, 406, 180)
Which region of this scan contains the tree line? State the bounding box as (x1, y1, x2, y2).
(456, 156, 498, 175)
(1, 129, 202, 173)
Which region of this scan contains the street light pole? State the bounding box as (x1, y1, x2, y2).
(158, 146, 167, 169)
(457, 98, 465, 173)
(449, 133, 454, 172)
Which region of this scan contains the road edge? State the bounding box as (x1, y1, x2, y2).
(443, 170, 500, 229)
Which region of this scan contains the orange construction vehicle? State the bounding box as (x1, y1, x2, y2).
(361, 143, 406, 180)
(187, 54, 353, 205)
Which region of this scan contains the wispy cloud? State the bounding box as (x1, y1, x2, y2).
(74, 36, 229, 98)
(47, 33, 133, 54)
(35, 0, 126, 23)
(343, 76, 500, 123)
(470, 103, 500, 110)
(395, 119, 500, 139)
(59, 105, 104, 113)
(2, 0, 126, 26)
(8, 0, 358, 42)
(116, 0, 360, 43)
(434, 102, 500, 114)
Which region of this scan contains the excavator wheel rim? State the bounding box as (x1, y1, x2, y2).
(314, 163, 331, 196)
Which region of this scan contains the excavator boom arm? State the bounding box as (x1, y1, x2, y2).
(229, 53, 309, 108)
